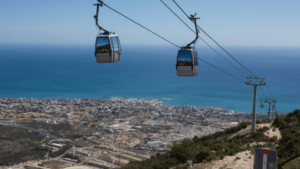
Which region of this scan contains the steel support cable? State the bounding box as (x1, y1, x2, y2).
(198, 57, 264, 100)
(163, 0, 261, 99)
(103, 3, 180, 48)
(160, 0, 195, 33)
(257, 92, 263, 100)
(198, 22, 273, 101)
(161, 0, 251, 76)
(259, 88, 268, 98)
(173, 0, 189, 18)
(199, 36, 251, 76)
(171, 1, 275, 102)
(197, 57, 244, 82)
(198, 26, 277, 100)
(196, 26, 257, 77)
(266, 84, 274, 98)
(171, 0, 257, 78)
(197, 24, 277, 100)
(160, 0, 251, 76)
(173, 0, 256, 77)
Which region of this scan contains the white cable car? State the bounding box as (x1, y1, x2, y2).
(93, 0, 122, 63)
(95, 33, 121, 63)
(176, 13, 200, 76)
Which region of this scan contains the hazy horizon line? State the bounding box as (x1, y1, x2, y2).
(1, 42, 300, 49)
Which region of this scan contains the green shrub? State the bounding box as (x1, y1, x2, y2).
(240, 122, 248, 129)
(170, 139, 195, 163)
(220, 155, 224, 160)
(270, 136, 278, 142)
(256, 119, 272, 124)
(193, 147, 213, 163)
(257, 126, 269, 133)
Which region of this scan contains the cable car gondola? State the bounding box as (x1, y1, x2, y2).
(176, 13, 200, 76)
(95, 33, 121, 63)
(93, 0, 122, 63)
(260, 103, 264, 108)
(272, 104, 275, 110)
(177, 47, 198, 76)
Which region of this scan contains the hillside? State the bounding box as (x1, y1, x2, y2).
(0, 126, 50, 166)
(122, 110, 300, 169)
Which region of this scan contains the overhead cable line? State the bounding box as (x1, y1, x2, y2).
(257, 92, 263, 100)
(103, 3, 180, 48)
(259, 88, 268, 98)
(165, 0, 270, 105)
(161, 0, 251, 76)
(198, 57, 244, 82)
(266, 84, 274, 98)
(172, 0, 189, 18)
(169, 0, 269, 101)
(197, 25, 257, 77)
(172, 0, 276, 101)
(199, 36, 250, 76)
(172, 0, 257, 77)
(160, 0, 194, 33)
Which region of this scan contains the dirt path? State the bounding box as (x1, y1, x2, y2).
(191, 150, 254, 169)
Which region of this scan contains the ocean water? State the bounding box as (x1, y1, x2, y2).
(0, 43, 299, 114)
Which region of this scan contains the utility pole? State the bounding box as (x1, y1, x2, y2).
(264, 98, 276, 120)
(245, 77, 266, 133)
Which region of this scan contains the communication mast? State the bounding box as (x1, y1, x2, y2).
(245, 77, 266, 133)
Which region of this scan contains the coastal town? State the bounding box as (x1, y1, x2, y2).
(0, 97, 280, 169)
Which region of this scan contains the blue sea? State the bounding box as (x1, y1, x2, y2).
(0, 43, 299, 114)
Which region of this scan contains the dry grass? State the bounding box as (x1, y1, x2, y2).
(264, 127, 281, 140)
(191, 150, 254, 169)
(228, 123, 279, 139)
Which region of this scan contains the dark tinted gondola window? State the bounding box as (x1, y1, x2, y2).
(177, 51, 192, 66)
(177, 51, 192, 62)
(96, 37, 110, 53)
(111, 37, 119, 52)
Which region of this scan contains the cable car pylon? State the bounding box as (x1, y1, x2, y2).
(245, 77, 266, 133)
(264, 98, 276, 120)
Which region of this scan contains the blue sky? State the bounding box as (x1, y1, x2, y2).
(0, 0, 299, 46)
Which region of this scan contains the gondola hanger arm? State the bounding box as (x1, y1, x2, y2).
(94, 0, 109, 34)
(186, 14, 200, 47)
